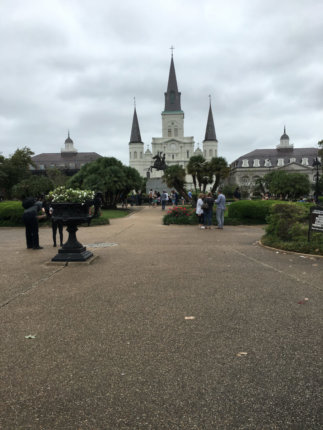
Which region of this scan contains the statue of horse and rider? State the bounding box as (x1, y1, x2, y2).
(148, 151, 167, 173)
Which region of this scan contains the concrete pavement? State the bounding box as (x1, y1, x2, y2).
(0, 206, 322, 429)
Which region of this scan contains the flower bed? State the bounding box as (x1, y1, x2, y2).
(163, 206, 197, 225)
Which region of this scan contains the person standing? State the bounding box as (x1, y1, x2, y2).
(233, 187, 241, 201)
(203, 192, 215, 229)
(148, 189, 154, 207)
(215, 188, 226, 229)
(48, 206, 64, 247)
(196, 193, 205, 229)
(22, 198, 46, 249)
(161, 191, 167, 210)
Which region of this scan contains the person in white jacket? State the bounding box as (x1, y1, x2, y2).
(195, 193, 205, 229)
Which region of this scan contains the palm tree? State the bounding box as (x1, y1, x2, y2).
(163, 165, 189, 201)
(209, 157, 230, 194)
(186, 155, 208, 192)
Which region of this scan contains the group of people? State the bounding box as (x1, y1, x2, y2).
(148, 189, 184, 209)
(196, 189, 226, 230)
(22, 197, 63, 250)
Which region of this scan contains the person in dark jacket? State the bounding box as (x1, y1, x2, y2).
(22, 198, 46, 249)
(203, 192, 215, 229)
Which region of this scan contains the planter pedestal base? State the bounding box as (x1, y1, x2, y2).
(50, 203, 94, 262)
(51, 247, 93, 262)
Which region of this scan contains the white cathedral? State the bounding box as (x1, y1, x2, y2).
(129, 54, 218, 181)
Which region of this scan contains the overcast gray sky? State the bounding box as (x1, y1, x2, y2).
(1, 0, 322, 165)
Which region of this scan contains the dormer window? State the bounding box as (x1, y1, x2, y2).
(264, 159, 271, 167)
(302, 158, 308, 166)
(277, 158, 284, 166)
(242, 159, 249, 167)
(289, 158, 296, 163)
(253, 159, 260, 167)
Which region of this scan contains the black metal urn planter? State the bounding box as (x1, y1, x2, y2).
(51, 202, 93, 262)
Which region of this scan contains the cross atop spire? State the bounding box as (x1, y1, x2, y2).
(170, 45, 175, 57)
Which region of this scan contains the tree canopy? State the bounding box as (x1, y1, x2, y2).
(186, 155, 209, 192)
(67, 157, 142, 208)
(263, 170, 310, 199)
(0, 147, 34, 199)
(186, 155, 229, 193)
(12, 175, 54, 200)
(163, 165, 189, 200)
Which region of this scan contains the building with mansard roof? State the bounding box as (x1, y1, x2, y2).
(129, 54, 218, 184)
(31, 133, 102, 176)
(228, 127, 320, 194)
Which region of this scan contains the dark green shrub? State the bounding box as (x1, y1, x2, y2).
(0, 201, 24, 226)
(265, 203, 309, 240)
(228, 200, 281, 224)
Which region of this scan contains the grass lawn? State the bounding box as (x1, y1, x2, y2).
(90, 209, 130, 226)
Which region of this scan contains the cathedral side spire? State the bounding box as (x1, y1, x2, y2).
(129, 106, 143, 143)
(164, 54, 182, 112)
(204, 102, 217, 141)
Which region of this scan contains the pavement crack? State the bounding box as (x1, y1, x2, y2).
(0, 266, 66, 309)
(112, 223, 134, 237)
(231, 248, 323, 291)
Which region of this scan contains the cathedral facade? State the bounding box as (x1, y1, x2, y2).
(129, 55, 218, 180)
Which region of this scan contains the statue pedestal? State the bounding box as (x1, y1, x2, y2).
(146, 178, 170, 194)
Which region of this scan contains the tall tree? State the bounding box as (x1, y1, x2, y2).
(12, 175, 54, 199)
(209, 157, 230, 194)
(186, 155, 208, 192)
(0, 147, 34, 199)
(263, 170, 310, 199)
(163, 165, 189, 201)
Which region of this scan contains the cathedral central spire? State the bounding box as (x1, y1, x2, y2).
(129, 106, 143, 143)
(164, 54, 182, 112)
(204, 102, 217, 141)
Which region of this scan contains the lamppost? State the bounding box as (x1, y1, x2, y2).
(312, 157, 322, 204)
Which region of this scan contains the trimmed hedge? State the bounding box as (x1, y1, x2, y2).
(227, 200, 283, 224)
(0, 201, 24, 226)
(227, 200, 313, 224)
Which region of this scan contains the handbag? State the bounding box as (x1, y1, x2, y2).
(201, 201, 209, 210)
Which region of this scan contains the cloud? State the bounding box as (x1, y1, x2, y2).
(0, 0, 322, 165)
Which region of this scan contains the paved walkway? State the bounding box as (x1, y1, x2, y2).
(0, 207, 322, 429)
